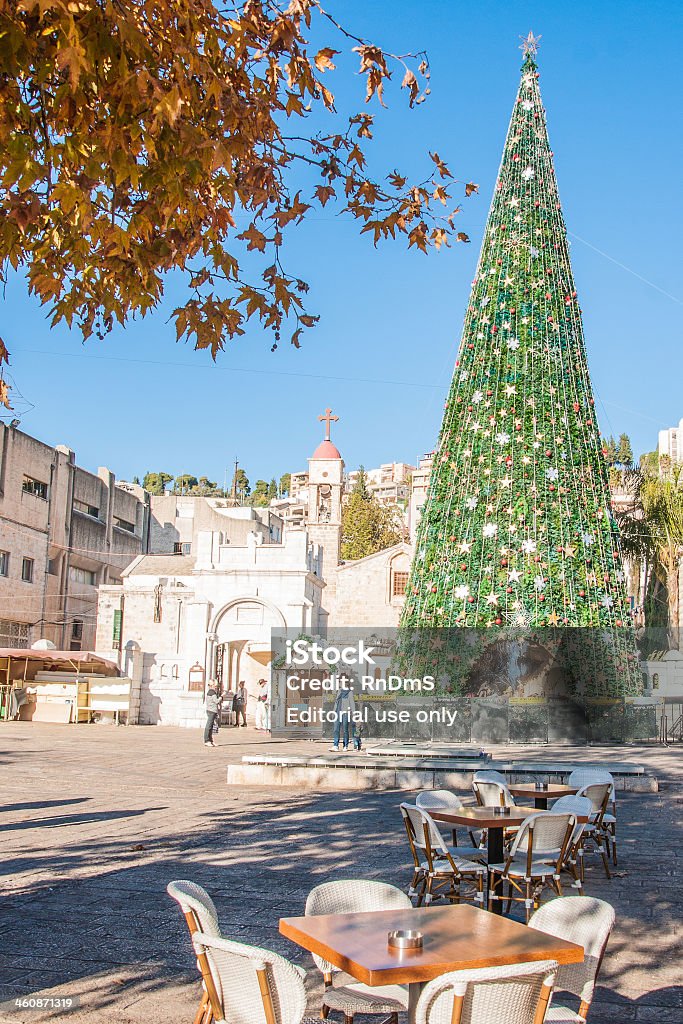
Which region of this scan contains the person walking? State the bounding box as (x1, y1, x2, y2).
(203, 685, 221, 747)
(255, 678, 270, 732)
(329, 685, 356, 751)
(223, 686, 236, 727)
(234, 681, 248, 727)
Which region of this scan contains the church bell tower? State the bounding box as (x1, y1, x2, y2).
(307, 407, 343, 575)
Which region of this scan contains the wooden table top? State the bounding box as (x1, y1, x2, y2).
(430, 804, 542, 829)
(279, 904, 584, 986)
(507, 783, 578, 799)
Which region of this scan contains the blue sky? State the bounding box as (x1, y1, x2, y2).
(3, 0, 682, 486)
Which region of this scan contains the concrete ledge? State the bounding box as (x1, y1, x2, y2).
(228, 754, 658, 792)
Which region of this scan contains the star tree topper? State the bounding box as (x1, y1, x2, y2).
(519, 31, 542, 57)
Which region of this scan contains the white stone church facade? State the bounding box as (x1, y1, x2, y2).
(95, 418, 410, 727)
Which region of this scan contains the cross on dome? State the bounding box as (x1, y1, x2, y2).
(318, 406, 339, 442)
(311, 406, 342, 460)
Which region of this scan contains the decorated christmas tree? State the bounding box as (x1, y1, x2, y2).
(399, 36, 642, 698)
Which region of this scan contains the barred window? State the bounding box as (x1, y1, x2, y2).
(392, 571, 409, 597)
(0, 620, 29, 648)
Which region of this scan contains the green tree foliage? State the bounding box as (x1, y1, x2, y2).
(279, 473, 291, 497)
(640, 451, 659, 477)
(268, 478, 278, 500)
(143, 471, 173, 495)
(233, 468, 250, 501)
(341, 470, 402, 560)
(617, 433, 633, 467)
(616, 465, 683, 649)
(601, 435, 617, 465)
(175, 474, 198, 493)
(0, 0, 477, 408)
(197, 476, 218, 494)
(251, 479, 269, 506)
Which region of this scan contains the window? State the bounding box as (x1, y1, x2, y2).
(47, 558, 59, 575)
(392, 571, 409, 598)
(22, 476, 48, 499)
(0, 620, 29, 648)
(173, 542, 191, 555)
(0, 551, 8, 577)
(73, 499, 100, 519)
(21, 557, 34, 583)
(70, 619, 84, 652)
(112, 608, 122, 650)
(69, 566, 97, 586)
(114, 516, 135, 533)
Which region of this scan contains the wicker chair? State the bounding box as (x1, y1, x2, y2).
(488, 812, 576, 921)
(305, 880, 411, 1024)
(575, 783, 612, 879)
(414, 959, 559, 1024)
(416, 790, 485, 860)
(472, 779, 516, 808)
(568, 768, 618, 865)
(167, 879, 223, 1024)
(550, 796, 593, 891)
(401, 803, 487, 908)
(529, 897, 615, 1022)
(191, 930, 319, 1024)
(473, 769, 508, 785)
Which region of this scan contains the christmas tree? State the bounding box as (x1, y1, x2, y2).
(399, 36, 641, 698)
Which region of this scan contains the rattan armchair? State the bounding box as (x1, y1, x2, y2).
(575, 783, 612, 878)
(305, 879, 411, 1024)
(401, 803, 487, 908)
(473, 769, 508, 785)
(488, 811, 577, 921)
(529, 896, 615, 1022)
(550, 795, 593, 890)
(167, 879, 223, 1024)
(416, 790, 486, 860)
(568, 768, 618, 865)
(414, 959, 559, 1024)
(472, 778, 516, 808)
(191, 930, 319, 1024)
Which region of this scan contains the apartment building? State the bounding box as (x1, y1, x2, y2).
(0, 423, 149, 651)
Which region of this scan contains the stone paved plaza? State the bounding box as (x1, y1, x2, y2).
(0, 722, 680, 1023)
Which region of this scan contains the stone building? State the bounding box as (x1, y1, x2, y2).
(93, 413, 414, 727)
(95, 510, 324, 727)
(331, 543, 411, 627)
(347, 462, 414, 508)
(408, 452, 434, 542)
(658, 417, 683, 464)
(0, 423, 149, 651)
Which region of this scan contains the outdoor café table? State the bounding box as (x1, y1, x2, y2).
(428, 804, 588, 914)
(507, 783, 578, 810)
(280, 903, 584, 1023)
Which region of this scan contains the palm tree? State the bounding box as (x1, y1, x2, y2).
(615, 465, 683, 649)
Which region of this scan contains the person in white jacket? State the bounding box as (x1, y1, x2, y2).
(255, 678, 270, 731)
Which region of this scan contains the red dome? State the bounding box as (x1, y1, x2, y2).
(311, 439, 342, 460)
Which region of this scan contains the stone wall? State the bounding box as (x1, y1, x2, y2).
(331, 544, 410, 627)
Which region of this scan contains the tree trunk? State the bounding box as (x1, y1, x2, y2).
(667, 563, 680, 651)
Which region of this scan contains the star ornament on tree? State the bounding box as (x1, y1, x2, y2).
(520, 31, 542, 57)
